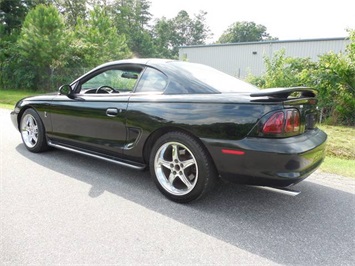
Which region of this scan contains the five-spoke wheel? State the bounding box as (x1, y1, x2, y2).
(20, 109, 48, 152)
(154, 142, 198, 196)
(21, 113, 38, 148)
(150, 132, 217, 203)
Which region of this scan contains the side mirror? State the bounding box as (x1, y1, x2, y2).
(59, 84, 73, 97)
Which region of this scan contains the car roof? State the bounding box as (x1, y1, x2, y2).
(98, 58, 175, 68)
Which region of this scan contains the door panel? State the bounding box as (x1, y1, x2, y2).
(47, 64, 143, 157)
(48, 94, 129, 157)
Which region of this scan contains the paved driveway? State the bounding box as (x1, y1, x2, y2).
(1, 108, 354, 265)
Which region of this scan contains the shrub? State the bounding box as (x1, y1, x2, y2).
(247, 32, 355, 126)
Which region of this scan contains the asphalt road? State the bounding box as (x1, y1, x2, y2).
(1, 108, 354, 265)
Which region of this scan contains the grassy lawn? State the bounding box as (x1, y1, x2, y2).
(1, 89, 354, 178)
(318, 125, 355, 178)
(0, 89, 41, 109)
(320, 157, 355, 178)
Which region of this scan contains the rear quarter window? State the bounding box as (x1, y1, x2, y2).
(135, 68, 167, 92)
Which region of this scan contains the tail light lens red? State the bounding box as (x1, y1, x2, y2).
(285, 110, 300, 133)
(262, 109, 300, 135)
(263, 112, 284, 134)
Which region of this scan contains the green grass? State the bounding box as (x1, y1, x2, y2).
(318, 125, 355, 178)
(318, 125, 355, 160)
(0, 103, 14, 109)
(319, 157, 355, 178)
(1, 89, 354, 178)
(0, 89, 41, 109)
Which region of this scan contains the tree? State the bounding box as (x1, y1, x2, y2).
(0, 0, 49, 89)
(151, 17, 174, 58)
(347, 29, 355, 62)
(51, 0, 87, 27)
(191, 10, 212, 45)
(171, 10, 211, 51)
(152, 10, 211, 58)
(107, 0, 154, 57)
(0, 0, 37, 34)
(314, 52, 355, 125)
(14, 4, 68, 90)
(74, 5, 132, 68)
(217, 21, 277, 43)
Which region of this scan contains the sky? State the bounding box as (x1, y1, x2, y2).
(149, 0, 355, 43)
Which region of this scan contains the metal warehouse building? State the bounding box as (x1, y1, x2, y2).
(179, 37, 350, 79)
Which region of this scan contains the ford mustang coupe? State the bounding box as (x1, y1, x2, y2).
(11, 59, 327, 202)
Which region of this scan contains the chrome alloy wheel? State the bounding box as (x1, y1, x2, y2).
(21, 113, 39, 148)
(154, 142, 198, 196)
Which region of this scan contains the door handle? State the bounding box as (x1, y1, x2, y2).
(106, 108, 120, 117)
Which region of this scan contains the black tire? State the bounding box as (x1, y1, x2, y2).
(20, 108, 49, 153)
(149, 131, 217, 203)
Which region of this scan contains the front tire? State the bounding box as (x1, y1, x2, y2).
(150, 132, 217, 203)
(20, 108, 49, 153)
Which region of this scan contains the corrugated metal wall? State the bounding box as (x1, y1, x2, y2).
(179, 38, 350, 78)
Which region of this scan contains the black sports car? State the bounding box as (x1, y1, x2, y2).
(11, 59, 327, 202)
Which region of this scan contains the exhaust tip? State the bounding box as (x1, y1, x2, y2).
(254, 186, 301, 196)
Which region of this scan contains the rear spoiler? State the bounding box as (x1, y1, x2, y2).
(250, 87, 317, 99)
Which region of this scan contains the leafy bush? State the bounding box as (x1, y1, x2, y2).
(246, 50, 317, 88)
(247, 31, 355, 126)
(313, 52, 355, 125)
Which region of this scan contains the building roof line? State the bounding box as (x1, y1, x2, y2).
(180, 37, 349, 49)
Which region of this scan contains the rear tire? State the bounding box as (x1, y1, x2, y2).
(20, 108, 49, 153)
(150, 131, 217, 203)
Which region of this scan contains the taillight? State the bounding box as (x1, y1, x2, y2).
(262, 109, 300, 135)
(263, 112, 284, 134)
(285, 110, 300, 133)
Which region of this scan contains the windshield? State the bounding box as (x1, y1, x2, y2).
(172, 61, 259, 93)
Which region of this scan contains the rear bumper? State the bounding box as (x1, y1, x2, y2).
(202, 128, 327, 187)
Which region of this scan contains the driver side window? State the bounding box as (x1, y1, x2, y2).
(81, 68, 142, 94)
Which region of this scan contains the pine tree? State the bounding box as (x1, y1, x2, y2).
(74, 5, 132, 67)
(16, 4, 67, 90)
